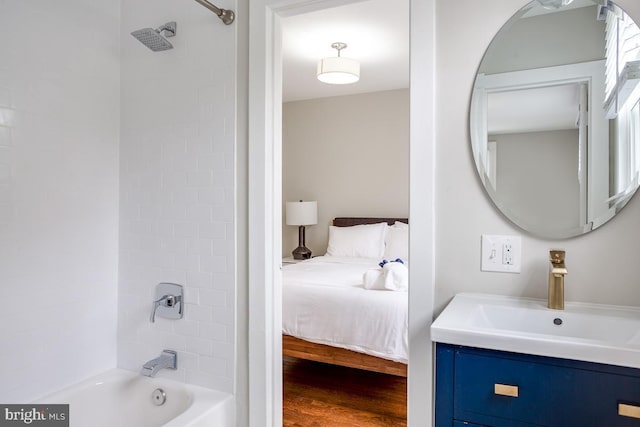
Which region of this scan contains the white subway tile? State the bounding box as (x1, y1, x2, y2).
(186, 337, 214, 357)
(199, 289, 228, 307)
(186, 238, 213, 257)
(173, 319, 201, 337)
(160, 236, 188, 254)
(171, 155, 198, 173)
(198, 186, 226, 204)
(212, 237, 233, 256)
(177, 351, 199, 372)
(158, 269, 187, 285)
(161, 203, 188, 221)
(199, 222, 226, 239)
(173, 252, 200, 272)
(161, 171, 188, 190)
(147, 330, 187, 352)
(174, 221, 198, 238)
(182, 286, 200, 304)
(212, 203, 234, 221)
(171, 187, 199, 206)
(212, 345, 234, 363)
(198, 355, 228, 376)
(211, 273, 234, 290)
(186, 139, 214, 157)
(185, 370, 228, 390)
(211, 307, 234, 326)
(199, 254, 227, 273)
(118, 0, 235, 394)
(186, 204, 213, 222)
(184, 303, 214, 323)
(2, 0, 120, 401)
(197, 154, 226, 171)
(199, 322, 228, 342)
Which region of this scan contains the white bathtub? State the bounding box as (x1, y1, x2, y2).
(36, 369, 234, 427)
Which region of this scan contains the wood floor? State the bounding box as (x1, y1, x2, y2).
(283, 356, 407, 426)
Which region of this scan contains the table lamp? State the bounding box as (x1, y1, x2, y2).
(285, 200, 318, 260)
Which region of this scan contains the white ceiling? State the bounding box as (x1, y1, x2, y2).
(281, 0, 410, 103)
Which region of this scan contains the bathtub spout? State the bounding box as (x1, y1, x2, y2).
(141, 350, 177, 377)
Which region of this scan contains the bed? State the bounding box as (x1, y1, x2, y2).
(282, 217, 408, 377)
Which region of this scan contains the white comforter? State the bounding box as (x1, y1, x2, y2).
(282, 256, 408, 363)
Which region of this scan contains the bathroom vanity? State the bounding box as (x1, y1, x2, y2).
(431, 294, 640, 427)
(435, 344, 640, 427)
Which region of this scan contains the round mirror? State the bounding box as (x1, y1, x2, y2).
(470, 0, 640, 238)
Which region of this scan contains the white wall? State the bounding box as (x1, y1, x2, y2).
(494, 129, 580, 233)
(436, 0, 640, 315)
(119, 0, 237, 392)
(0, 0, 120, 402)
(282, 89, 409, 256)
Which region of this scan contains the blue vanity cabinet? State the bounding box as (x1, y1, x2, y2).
(435, 343, 640, 427)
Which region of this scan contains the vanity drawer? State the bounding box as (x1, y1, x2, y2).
(448, 345, 640, 427)
(563, 367, 640, 426)
(454, 350, 561, 426)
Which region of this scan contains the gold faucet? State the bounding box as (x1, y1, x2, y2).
(548, 250, 567, 310)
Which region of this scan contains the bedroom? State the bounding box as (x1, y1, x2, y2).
(280, 0, 409, 424)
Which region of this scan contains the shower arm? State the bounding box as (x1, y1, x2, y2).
(193, 0, 235, 25)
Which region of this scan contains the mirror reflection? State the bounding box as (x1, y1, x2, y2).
(470, 0, 640, 238)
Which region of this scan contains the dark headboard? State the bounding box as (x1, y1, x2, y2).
(333, 217, 408, 227)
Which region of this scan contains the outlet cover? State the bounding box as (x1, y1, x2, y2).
(481, 235, 521, 273)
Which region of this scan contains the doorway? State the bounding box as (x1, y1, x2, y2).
(280, 1, 409, 423)
(246, 0, 436, 425)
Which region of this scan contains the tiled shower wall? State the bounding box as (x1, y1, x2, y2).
(0, 0, 120, 402)
(118, 0, 236, 392)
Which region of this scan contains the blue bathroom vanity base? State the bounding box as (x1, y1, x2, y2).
(435, 343, 640, 427)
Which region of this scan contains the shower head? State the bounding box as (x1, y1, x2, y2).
(131, 22, 177, 52)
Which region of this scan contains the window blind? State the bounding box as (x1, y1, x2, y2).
(604, 4, 640, 118)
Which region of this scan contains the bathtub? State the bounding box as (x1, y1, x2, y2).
(35, 369, 234, 427)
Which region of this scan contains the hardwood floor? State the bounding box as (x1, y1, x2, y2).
(283, 356, 407, 426)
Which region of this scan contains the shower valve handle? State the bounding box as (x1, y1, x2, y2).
(150, 294, 181, 322)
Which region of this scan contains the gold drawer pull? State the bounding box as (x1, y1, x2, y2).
(619, 403, 640, 419)
(494, 383, 519, 398)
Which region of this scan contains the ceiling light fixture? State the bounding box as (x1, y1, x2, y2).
(317, 42, 360, 85)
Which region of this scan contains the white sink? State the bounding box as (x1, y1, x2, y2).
(431, 293, 640, 369)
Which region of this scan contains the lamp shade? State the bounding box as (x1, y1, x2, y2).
(286, 201, 318, 226)
(317, 57, 360, 84)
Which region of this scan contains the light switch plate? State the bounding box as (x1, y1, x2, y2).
(481, 235, 521, 273)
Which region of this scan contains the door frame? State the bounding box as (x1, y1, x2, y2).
(247, 0, 436, 425)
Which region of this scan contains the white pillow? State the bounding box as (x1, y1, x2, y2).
(325, 222, 388, 259)
(383, 222, 409, 262)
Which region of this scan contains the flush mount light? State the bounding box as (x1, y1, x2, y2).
(537, 0, 574, 10)
(317, 42, 360, 85)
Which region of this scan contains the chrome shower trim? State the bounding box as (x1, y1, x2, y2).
(193, 0, 235, 25)
(130, 22, 177, 52)
(157, 21, 177, 38)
